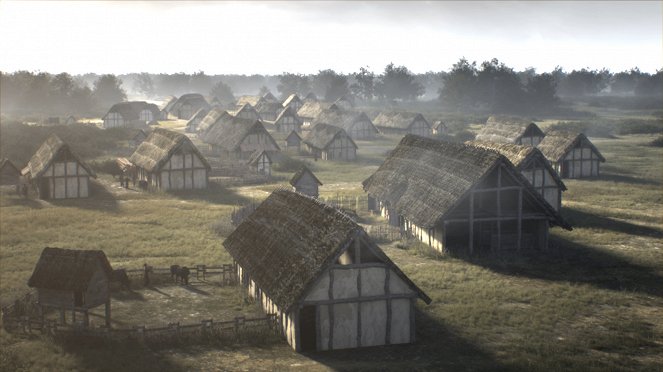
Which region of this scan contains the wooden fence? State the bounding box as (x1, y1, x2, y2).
(121, 263, 237, 288)
(362, 224, 404, 242)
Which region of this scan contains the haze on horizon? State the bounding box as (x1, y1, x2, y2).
(0, 0, 660, 75)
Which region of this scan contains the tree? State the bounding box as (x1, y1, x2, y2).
(258, 85, 271, 96)
(311, 69, 349, 101)
(557, 68, 610, 96)
(526, 72, 559, 112)
(350, 66, 375, 102)
(209, 80, 235, 103)
(375, 63, 424, 102)
(475, 58, 525, 112)
(189, 71, 212, 94)
(439, 58, 478, 109)
(276, 73, 311, 99)
(634, 69, 663, 96)
(134, 73, 154, 97)
(610, 68, 641, 94)
(93, 74, 127, 109)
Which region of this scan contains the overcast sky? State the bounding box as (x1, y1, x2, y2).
(0, 1, 660, 75)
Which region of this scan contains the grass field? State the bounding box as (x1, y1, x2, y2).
(0, 117, 662, 370)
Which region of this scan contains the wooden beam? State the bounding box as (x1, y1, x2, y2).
(497, 166, 501, 252)
(469, 192, 474, 254)
(472, 185, 522, 193)
(517, 187, 522, 251)
(302, 293, 417, 306)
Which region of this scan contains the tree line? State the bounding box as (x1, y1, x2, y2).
(1, 60, 660, 117)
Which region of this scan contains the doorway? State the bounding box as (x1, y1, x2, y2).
(299, 305, 317, 351)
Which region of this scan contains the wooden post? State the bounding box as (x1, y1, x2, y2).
(496, 166, 502, 252)
(105, 299, 111, 327)
(469, 192, 474, 254)
(442, 221, 448, 252)
(84, 310, 89, 328)
(60, 307, 65, 325)
(517, 188, 522, 251)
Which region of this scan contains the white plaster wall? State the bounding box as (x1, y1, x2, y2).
(303, 274, 329, 301)
(66, 177, 78, 198)
(54, 162, 65, 177)
(79, 177, 89, 197)
(390, 299, 411, 344)
(332, 269, 358, 299)
(360, 268, 385, 297)
(160, 172, 170, 190)
(389, 270, 414, 295)
(54, 178, 65, 199)
(361, 300, 387, 346)
(66, 162, 77, 175)
(332, 303, 358, 349)
(193, 169, 207, 189)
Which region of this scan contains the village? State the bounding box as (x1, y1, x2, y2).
(1, 2, 662, 371)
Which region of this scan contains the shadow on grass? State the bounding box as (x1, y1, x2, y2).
(1, 196, 45, 209)
(303, 308, 505, 371)
(465, 235, 663, 298)
(165, 181, 252, 206)
(182, 285, 210, 296)
(111, 290, 146, 302)
(594, 172, 661, 186)
(49, 180, 120, 213)
(562, 207, 663, 238)
(146, 286, 172, 298)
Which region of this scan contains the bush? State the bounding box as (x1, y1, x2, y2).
(273, 154, 312, 172)
(616, 119, 663, 135)
(89, 159, 122, 176)
(547, 120, 616, 138)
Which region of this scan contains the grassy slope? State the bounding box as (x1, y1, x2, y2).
(0, 129, 661, 370)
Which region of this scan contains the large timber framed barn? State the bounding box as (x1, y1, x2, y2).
(102, 101, 160, 129)
(313, 110, 379, 140)
(537, 130, 605, 179)
(199, 115, 280, 159)
(303, 123, 358, 161)
(22, 135, 96, 199)
(223, 190, 431, 352)
(470, 141, 567, 211)
(363, 135, 571, 254)
(169, 93, 211, 120)
(129, 128, 210, 191)
(475, 116, 545, 146)
(372, 112, 432, 137)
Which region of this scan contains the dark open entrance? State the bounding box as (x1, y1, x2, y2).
(74, 291, 83, 307)
(300, 305, 317, 352)
(39, 178, 50, 199)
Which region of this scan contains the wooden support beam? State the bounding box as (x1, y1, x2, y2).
(105, 299, 111, 328)
(497, 166, 502, 252)
(469, 192, 474, 255)
(517, 187, 522, 251)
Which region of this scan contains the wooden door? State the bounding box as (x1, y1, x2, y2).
(299, 305, 317, 351)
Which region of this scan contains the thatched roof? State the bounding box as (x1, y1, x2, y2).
(28, 247, 113, 291)
(129, 128, 210, 172)
(333, 95, 355, 109)
(363, 135, 570, 229)
(290, 166, 322, 186)
(160, 96, 178, 111)
(198, 107, 231, 134)
(537, 130, 606, 163)
(255, 100, 284, 115)
(312, 110, 378, 134)
(223, 190, 430, 312)
(475, 116, 544, 144)
(274, 106, 303, 127)
(103, 101, 160, 121)
(236, 95, 263, 107)
(262, 92, 278, 103)
(297, 101, 338, 119)
(282, 94, 301, 108)
(304, 92, 318, 101)
(0, 158, 20, 175)
(373, 112, 431, 130)
(230, 103, 262, 120)
(247, 149, 272, 165)
(132, 129, 148, 141)
(200, 117, 280, 152)
(432, 120, 447, 132)
(303, 123, 358, 151)
(286, 130, 302, 141)
(186, 107, 210, 127)
(23, 135, 95, 179)
(170, 93, 210, 114)
(468, 140, 566, 190)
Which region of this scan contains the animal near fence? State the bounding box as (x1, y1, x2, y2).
(120, 263, 237, 288)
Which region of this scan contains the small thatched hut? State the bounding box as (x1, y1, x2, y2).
(303, 123, 358, 161)
(297, 101, 340, 126)
(272, 106, 303, 133)
(169, 94, 211, 120)
(230, 103, 262, 121)
(469, 141, 567, 211)
(102, 101, 160, 129)
(0, 158, 21, 187)
(129, 128, 210, 190)
(476, 116, 545, 146)
(363, 135, 571, 254)
(236, 95, 263, 107)
(290, 166, 322, 198)
(282, 94, 303, 112)
(262, 91, 279, 103)
(185, 107, 210, 133)
(431, 120, 448, 135)
(284, 130, 302, 152)
(223, 190, 431, 352)
(63, 115, 77, 125)
(373, 112, 432, 137)
(22, 135, 96, 199)
(313, 110, 378, 140)
(200, 115, 280, 159)
(247, 149, 272, 176)
(255, 100, 284, 122)
(537, 130, 605, 179)
(333, 95, 355, 110)
(28, 247, 113, 327)
(159, 96, 178, 119)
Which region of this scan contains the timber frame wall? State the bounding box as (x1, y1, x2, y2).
(35, 150, 91, 199)
(553, 140, 601, 179)
(136, 151, 208, 191)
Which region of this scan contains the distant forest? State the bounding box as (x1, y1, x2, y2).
(1, 58, 661, 117)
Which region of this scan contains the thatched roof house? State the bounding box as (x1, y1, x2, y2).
(197, 107, 232, 135)
(224, 190, 431, 351)
(159, 96, 178, 119)
(363, 135, 570, 254)
(236, 95, 263, 107)
(102, 101, 160, 129)
(169, 93, 211, 120)
(476, 116, 545, 146)
(373, 112, 432, 137)
(469, 140, 567, 211)
(537, 130, 605, 179)
(230, 103, 262, 121)
(290, 166, 322, 198)
(333, 95, 355, 110)
(262, 91, 279, 103)
(303, 123, 357, 161)
(200, 115, 280, 159)
(185, 107, 210, 133)
(129, 128, 210, 190)
(313, 110, 378, 140)
(0, 158, 21, 187)
(284, 130, 303, 152)
(272, 105, 303, 133)
(432, 120, 447, 135)
(255, 100, 284, 122)
(282, 94, 303, 112)
(247, 149, 272, 176)
(22, 135, 95, 199)
(28, 247, 114, 326)
(297, 101, 340, 125)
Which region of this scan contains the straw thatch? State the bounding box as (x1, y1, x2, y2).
(0, 158, 20, 185)
(312, 110, 378, 134)
(186, 107, 210, 125)
(537, 130, 606, 163)
(273, 106, 303, 129)
(262, 92, 278, 103)
(363, 135, 570, 229)
(373, 112, 431, 130)
(170, 93, 210, 115)
(282, 94, 302, 108)
(103, 101, 160, 121)
(28, 247, 113, 291)
(255, 100, 284, 116)
(475, 116, 544, 144)
(289, 166, 322, 187)
(236, 95, 263, 107)
(129, 128, 210, 173)
(468, 140, 567, 190)
(160, 96, 178, 111)
(223, 190, 430, 312)
(297, 101, 338, 120)
(229, 103, 262, 120)
(200, 117, 280, 152)
(303, 123, 357, 151)
(23, 135, 95, 179)
(197, 107, 232, 134)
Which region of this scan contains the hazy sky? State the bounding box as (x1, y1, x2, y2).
(0, 1, 660, 75)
